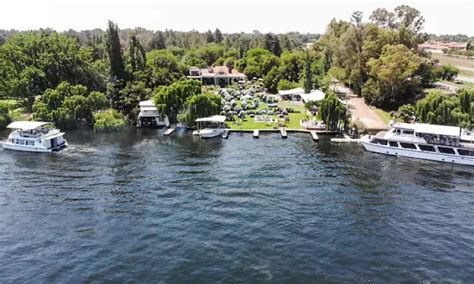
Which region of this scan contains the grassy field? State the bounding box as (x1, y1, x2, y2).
(431, 53, 474, 69)
(228, 101, 309, 130)
(373, 107, 393, 124)
(441, 80, 474, 90)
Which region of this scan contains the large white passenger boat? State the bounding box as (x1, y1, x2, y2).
(361, 123, 474, 166)
(192, 115, 227, 139)
(1, 121, 68, 153)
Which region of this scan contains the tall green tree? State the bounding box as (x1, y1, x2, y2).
(319, 92, 348, 131)
(148, 31, 166, 50)
(264, 33, 282, 56)
(303, 51, 313, 93)
(129, 34, 146, 72)
(105, 20, 126, 81)
(214, 28, 223, 43)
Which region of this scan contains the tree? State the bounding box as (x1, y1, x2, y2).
(440, 64, 459, 81)
(240, 48, 279, 79)
(394, 5, 425, 33)
(153, 79, 202, 123)
(367, 44, 421, 106)
(205, 30, 214, 43)
(263, 66, 281, 94)
(279, 34, 292, 51)
(369, 8, 396, 29)
(416, 89, 473, 127)
(148, 31, 166, 50)
(105, 20, 126, 81)
(279, 51, 304, 83)
(303, 51, 313, 93)
(147, 50, 183, 87)
(94, 109, 126, 132)
(178, 93, 222, 126)
(263, 33, 281, 56)
(214, 28, 223, 43)
(319, 91, 348, 131)
(0, 101, 12, 129)
(33, 82, 109, 129)
(129, 35, 146, 73)
(0, 32, 105, 110)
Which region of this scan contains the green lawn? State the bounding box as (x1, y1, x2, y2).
(431, 53, 474, 69)
(228, 101, 310, 130)
(373, 107, 393, 124)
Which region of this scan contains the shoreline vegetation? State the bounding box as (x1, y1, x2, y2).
(0, 4, 473, 134)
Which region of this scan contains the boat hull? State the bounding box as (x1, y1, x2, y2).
(198, 129, 226, 139)
(0, 141, 68, 153)
(361, 140, 474, 166)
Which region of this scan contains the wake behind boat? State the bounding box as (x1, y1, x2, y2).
(1, 121, 68, 153)
(361, 123, 474, 166)
(192, 115, 227, 139)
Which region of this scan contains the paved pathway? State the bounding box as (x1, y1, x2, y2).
(346, 93, 388, 131)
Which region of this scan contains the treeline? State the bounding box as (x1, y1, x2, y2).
(0, 5, 472, 131)
(0, 28, 318, 52)
(0, 21, 323, 130)
(314, 5, 456, 109)
(425, 34, 474, 43)
(396, 89, 474, 128)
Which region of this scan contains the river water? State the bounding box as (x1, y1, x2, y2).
(0, 129, 473, 282)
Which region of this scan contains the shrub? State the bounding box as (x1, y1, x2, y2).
(94, 109, 126, 132)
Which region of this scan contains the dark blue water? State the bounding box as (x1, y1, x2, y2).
(0, 129, 473, 282)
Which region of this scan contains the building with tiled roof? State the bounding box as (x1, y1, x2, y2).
(419, 41, 467, 53)
(187, 66, 246, 86)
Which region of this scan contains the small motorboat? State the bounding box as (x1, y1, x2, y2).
(193, 115, 227, 139)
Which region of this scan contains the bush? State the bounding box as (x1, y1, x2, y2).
(93, 109, 126, 132)
(0, 101, 12, 129)
(277, 79, 300, 91)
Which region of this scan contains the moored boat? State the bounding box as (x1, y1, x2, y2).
(361, 123, 474, 166)
(300, 119, 326, 130)
(193, 115, 227, 139)
(0, 121, 68, 153)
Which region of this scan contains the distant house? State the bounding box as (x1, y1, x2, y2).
(136, 100, 169, 128)
(419, 41, 467, 54)
(187, 66, 247, 86)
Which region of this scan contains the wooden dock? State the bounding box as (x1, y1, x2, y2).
(331, 134, 361, 143)
(164, 127, 176, 136)
(280, 128, 287, 139)
(253, 130, 259, 139)
(222, 129, 230, 139)
(310, 131, 319, 141)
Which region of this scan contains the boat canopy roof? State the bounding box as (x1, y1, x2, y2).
(195, 115, 226, 123)
(7, 121, 52, 131)
(393, 123, 461, 136)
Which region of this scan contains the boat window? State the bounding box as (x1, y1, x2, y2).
(371, 138, 379, 144)
(389, 141, 399, 147)
(378, 139, 388, 145)
(400, 142, 417, 149)
(419, 145, 435, 152)
(437, 147, 455, 155)
(458, 149, 474, 156)
(395, 129, 401, 134)
(402, 130, 414, 135)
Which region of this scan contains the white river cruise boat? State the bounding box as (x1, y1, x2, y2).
(1, 121, 68, 153)
(361, 123, 474, 166)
